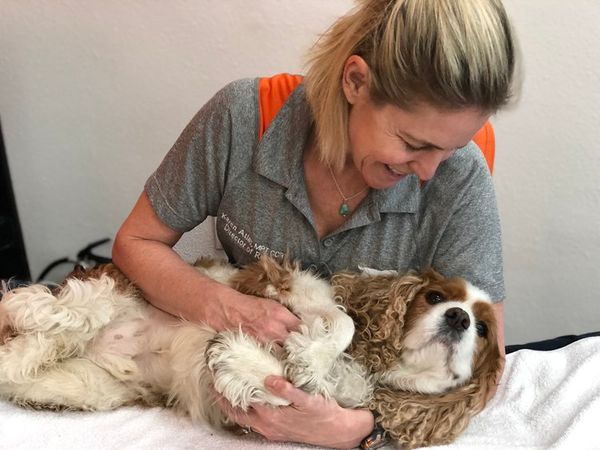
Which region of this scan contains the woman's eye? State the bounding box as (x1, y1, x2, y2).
(404, 140, 424, 152)
(426, 291, 445, 304)
(397, 135, 422, 152)
(405, 142, 418, 151)
(476, 321, 488, 338)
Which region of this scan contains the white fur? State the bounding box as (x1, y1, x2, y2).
(207, 330, 288, 410)
(358, 266, 399, 277)
(205, 268, 363, 408)
(0, 262, 491, 429)
(0, 264, 359, 427)
(380, 281, 492, 394)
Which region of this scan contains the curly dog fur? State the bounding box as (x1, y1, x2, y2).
(0, 256, 499, 448)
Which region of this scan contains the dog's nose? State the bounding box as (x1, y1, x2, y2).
(444, 307, 470, 332)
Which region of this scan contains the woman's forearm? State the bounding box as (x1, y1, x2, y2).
(112, 229, 230, 326)
(111, 192, 300, 343)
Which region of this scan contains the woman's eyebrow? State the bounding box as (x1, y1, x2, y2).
(403, 131, 469, 151)
(402, 131, 443, 150)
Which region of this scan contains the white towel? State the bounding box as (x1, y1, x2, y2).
(2, 337, 600, 450)
(433, 336, 600, 450)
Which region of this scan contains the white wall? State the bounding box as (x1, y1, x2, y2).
(1, 1, 599, 345)
(495, 1, 600, 344)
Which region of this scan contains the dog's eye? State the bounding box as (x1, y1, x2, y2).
(426, 291, 445, 305)
(476, 321, 488, 338)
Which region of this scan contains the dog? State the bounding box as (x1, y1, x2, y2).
(0, 256, 500, 448)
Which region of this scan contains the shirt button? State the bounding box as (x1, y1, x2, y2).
(323, 238, 334, 247)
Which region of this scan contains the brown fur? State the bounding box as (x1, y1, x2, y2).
(4, 258, 497, 448)
(333, 269, 500, 449)
(332, 271, 428, 373)
(229, 256, 299, 299)
(71, 263, 142, 297)
(370, 329, 500, 449)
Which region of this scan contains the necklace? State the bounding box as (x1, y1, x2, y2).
(328, 165, 369, 217)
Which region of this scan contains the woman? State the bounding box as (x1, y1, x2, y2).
(112, 0, 517, 447)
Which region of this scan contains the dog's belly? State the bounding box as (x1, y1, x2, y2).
(90, 319, 147, 359)
(87, 304, 172, 356)
(83, 304, 184, 389)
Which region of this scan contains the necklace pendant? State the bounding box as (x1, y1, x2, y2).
(339, 203, 350, 216)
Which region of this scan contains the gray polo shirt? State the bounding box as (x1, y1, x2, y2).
(145, 78, 505, 301)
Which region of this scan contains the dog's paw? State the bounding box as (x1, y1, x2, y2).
(283, 321, 340, 397)
(329, 357, 374, 408)
(206, 330, 289, 410)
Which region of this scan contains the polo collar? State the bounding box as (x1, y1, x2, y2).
(253, 83, 311, 188)
(252, 83, 420, 219)
(373, 176, 420, 214)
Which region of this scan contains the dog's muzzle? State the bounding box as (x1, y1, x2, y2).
(441, 307, 471, 341)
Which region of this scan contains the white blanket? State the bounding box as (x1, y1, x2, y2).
(2, 337, 600, 450)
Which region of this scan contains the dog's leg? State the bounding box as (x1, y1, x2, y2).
(283, 306, 356, 398)
(239, 268, 359, 401)
(0, 332, 78, 384)
(231, 257, 357, 400)
(0, 357, 141, 411)
(131, 322, 240, 427)
(2, 277, 118, 334)
(327, 356, 374, 408)
(272, 270, 356, 399)
(0, 276, 130, 383)
(284, 303, 373, 407)
(206, 330, 290, 412)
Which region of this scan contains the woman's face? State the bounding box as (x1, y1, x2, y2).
(347, 94, 490, 189)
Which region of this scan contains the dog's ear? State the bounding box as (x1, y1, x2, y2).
(334, 271, 427, 373)
(370, 386, 473, 448)
(369, 301, 502, 448)
(471, 301, 502, 404)
(422, 267, 443, 280)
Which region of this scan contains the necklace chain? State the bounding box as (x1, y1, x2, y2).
(327, 164, 369, 217)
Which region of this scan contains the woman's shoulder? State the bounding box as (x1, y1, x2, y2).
(204, 78, 260, 115)
(446, 142, 491, 174)
(180, 78, 262, 149)
(434, 143, 493, 188)
(419, 142, 495, 210)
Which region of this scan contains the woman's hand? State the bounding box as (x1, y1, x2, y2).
(217, 375, 374, 449)
(210, 292, 301, 344)
(114, 192, 299, 344)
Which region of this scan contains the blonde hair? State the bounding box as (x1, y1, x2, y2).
(304, 0, 517, 170)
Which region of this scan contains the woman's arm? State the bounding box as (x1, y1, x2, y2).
(112, 191, 300, 343)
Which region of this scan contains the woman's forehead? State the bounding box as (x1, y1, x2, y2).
(380, 102, 490, 150)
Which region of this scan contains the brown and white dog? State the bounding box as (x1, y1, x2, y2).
(0, 256, 500, 448)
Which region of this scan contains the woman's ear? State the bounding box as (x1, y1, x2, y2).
(342, 55, 371, 105)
